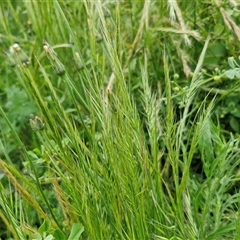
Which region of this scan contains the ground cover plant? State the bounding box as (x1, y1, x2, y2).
(0, 0, 240, 239)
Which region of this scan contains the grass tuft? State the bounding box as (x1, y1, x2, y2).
(0, 1, 240, 239)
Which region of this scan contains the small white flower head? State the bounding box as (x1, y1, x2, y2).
(8, 43, 30, 67)
(43, 44, 49, 53)
(29, 114, 45, 131)
(9, 43, 21, 54)
(43, 40, 57, 56)
(42, 39, 65, 76)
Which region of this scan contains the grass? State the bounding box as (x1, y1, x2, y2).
(0, 1, 240, 239)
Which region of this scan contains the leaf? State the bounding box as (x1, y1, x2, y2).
(38, 220, 51, 234)
(213, 24, 224, 37)
(234, 69, 240, 79)
(231, 104, 240, 118)
(32, 232, 42, 240)
(4, 86, 36, 128)
(53, 229, 66, 240)
(204, 42, 226, 67)
(230, 117, 239, 132)
(44, 235, 54, 240)
(228, 57, 236, 69)
(224, 69, 235, 79)
(67, 224, 84, 240)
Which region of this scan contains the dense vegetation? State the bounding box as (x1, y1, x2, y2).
(0, 1, 240, 239)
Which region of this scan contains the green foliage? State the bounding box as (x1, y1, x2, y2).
(0, 1, 240, 240)
(31, 221, 83, 240)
